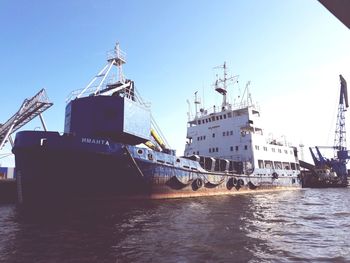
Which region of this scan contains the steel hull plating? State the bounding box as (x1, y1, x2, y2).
(13, 131, 301, 204)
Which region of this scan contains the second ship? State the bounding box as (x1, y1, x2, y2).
(12, 43, 301, 204)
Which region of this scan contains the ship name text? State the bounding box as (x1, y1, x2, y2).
(81, 138, 110, 146)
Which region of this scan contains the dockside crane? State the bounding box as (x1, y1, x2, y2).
(308, 75, 349, 186)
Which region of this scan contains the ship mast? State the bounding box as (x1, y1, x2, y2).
(214, 62, 237, 110)
(74, 42, 127, 99)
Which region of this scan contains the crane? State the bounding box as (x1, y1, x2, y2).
(307, 75, 349, 187)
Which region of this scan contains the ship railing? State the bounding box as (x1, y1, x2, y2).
(193, 101, 260, 122)
(106, 48, 126, 64)
(66, 86, 99, 102)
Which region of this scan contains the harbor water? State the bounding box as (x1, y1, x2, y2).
(0, 188, 349, 263)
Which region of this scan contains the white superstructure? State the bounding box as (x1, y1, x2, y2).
(184, 63, 300, 177)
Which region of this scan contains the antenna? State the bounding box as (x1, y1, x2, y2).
(240, 81, 252, 106)
(194, 91, 201, 118)
(299, 143, 305, 161)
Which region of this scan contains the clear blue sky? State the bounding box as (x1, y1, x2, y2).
(0, 0, 349, 166)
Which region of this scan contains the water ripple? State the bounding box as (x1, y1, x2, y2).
(0, 188, 350, 262)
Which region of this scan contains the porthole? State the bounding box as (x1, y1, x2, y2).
(137, 149, 144, 155)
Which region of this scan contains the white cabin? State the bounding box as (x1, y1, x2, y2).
(184, 63, 300, 177)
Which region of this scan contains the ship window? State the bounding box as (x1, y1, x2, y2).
(244, 145, 248, 150)
(216, 116, 219, 120)
(284, 150, 288, 154)
(258, 160, 264, 168)
(265, 161, 273, 169)
(263, 147, 267, 151)
(230, 146, 233, 151)
(137, 149, 144, 155)
(198, 120, 201, 124)
(283, 162, 290, 170)
(204, 136, 206, 140)
(176, 158, 181, 163)
(274, 161, 282, 169)
(255, 145, 259, 150)
(197, 151, 199, 155)
(278, 149, 282, 153)
(209, 118, 212, 122)
(296, 164, 300, 170)
(193, 152, 196, 155)
(216, 147, 219, 152)
(230, 131, 233, 135)
(209, 148, 212, 153)
(228, 112, 232, 117)
(212, 133, 215, 138)
(223, 132, 225, 136)
(224, 114, 227, 119)
(291, 163, 296, 170)
(211, 116, 215, 121)
(235, 146, 239, 151)
(272, 148, 275, 152)
(220, 115, 223, 120)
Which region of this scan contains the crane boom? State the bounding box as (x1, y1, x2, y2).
(339, 74, 348, 108)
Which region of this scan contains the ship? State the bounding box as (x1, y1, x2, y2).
(12, 43, 301, 205)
